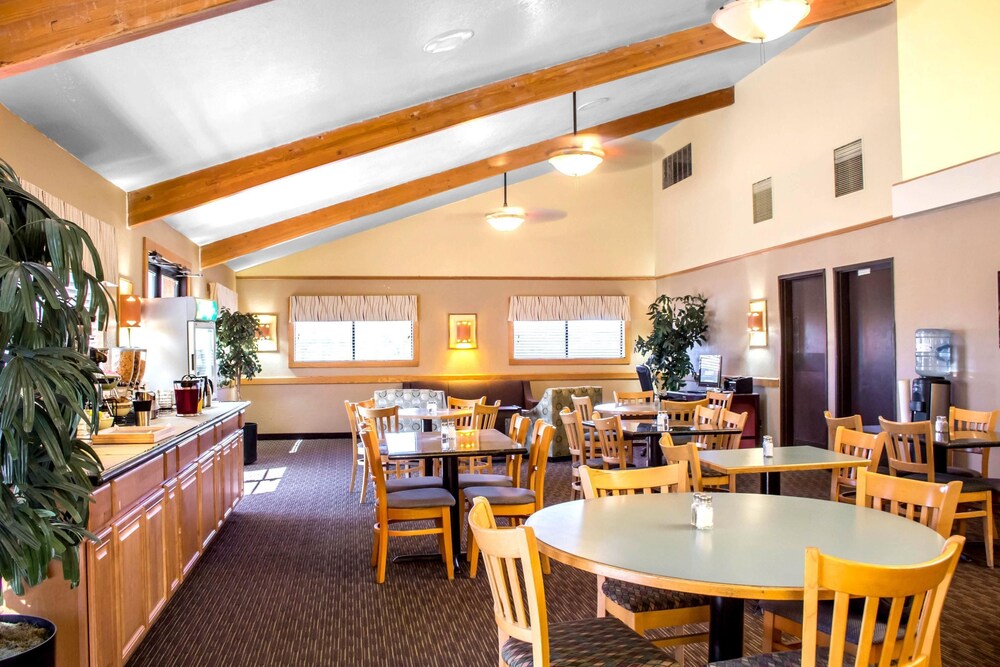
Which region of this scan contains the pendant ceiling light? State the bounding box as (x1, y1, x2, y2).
(486, 173, 525, 231)
(547, 92, 605, 177)
(712, 0, 811, 43)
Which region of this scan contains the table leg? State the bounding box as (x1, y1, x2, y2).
(933, 443, 948, 475)
(760, 471, 781, 495)
(708, 596, 744, 662)
(442, 457, 462, 561)
(646, 438, 662, 467)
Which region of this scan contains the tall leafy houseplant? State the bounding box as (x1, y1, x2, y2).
(0, 160, 108, 594)
(216, 309, 262, 400)
(634, 294, 709, 394)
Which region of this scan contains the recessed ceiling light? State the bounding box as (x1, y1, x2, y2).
(576, 97, 610, 112)
(423, 29, 475, 54)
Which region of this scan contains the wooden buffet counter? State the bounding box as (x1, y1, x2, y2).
(3, 402, 250, 667)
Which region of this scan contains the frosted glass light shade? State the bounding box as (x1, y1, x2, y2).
(486, 206, 525, 231)
(712, 0, 810, 43)
(547, 146, 605, 177)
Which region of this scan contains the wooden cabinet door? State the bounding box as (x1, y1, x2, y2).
(163, 479, 182, 595)
(113, 506, 147, 662)
(87, 525, 119, 667)
(235, 433, 245, 504)
(220, 439, 233, 520)
(178, 464, 201, 577)
(143, 490, 169, 625)
(199, 451, 218, 549)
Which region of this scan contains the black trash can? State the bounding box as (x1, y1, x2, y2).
(243, 422, 258, 465)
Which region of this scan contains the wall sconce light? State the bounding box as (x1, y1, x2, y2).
(748, 299, 767, 347)
(449, 314, 478, 349)
(118, 293, 142, 347)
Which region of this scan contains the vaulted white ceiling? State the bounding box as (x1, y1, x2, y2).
(0, 0, 808, 269)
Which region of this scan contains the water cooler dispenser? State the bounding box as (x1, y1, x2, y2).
(910, 329, 953, 422)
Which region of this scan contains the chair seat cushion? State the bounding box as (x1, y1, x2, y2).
(602, 579, 708, 613)
(385, 476, 442, 493)
(710, 649, 824, 666)
(458, 473, 513, 489)
(501, 617, 676, 667)
(572, 457, 605, 468)
(759, 598, 901, 645)
(903, 472, 994, 493)
(946, 466, 982, 478)
(463, 486, 535, 506)
(384, 487, 455, 509)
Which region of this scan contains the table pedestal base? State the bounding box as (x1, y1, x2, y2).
(709, 596, 744, 662)
(760, 471, 781, 495)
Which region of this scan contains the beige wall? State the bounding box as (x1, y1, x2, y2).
(239, 156, 654, 278)
(896, 0, 1000, 180)
(653, 7, 901, 276)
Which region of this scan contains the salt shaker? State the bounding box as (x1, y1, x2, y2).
(762, 435, 774, 458)
(426, 400, 437, 414)
(934, 415, 948, 435)
(656, 401, 670, 429)
(691, 493, 714, 529)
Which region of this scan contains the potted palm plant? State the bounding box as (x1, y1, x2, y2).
(0, 159, 109, 665)
(216, 309, 262, 401)
(634, 294, 709, 394)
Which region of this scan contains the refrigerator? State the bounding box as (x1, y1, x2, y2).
(136, 297, 219, 396)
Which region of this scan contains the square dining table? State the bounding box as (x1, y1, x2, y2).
(382, 429, 526, 561)
(698, 445, 872, 495)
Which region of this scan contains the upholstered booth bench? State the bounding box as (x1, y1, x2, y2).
(401, 380, 537, 432)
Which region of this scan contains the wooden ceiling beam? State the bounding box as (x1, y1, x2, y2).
(129, 0, 892, 227)
(199, 87, 734, 268)
(0, 1, 274, 78)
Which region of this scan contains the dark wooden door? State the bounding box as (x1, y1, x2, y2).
(780, 271, 828, 447)
(835, 260, 896, 424)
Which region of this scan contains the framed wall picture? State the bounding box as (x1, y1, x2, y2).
(254, 313, 279, 352)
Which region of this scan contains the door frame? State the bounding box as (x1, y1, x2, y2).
(778, 269, 828, 447)
(833, 258, 896, 419)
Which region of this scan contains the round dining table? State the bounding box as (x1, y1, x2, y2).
(525, 493, 945, 662)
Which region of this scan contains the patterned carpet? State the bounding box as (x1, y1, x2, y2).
(126, 438, 1000, 667)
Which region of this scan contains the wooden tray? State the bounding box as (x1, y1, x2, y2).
(91, 424, 175, 445)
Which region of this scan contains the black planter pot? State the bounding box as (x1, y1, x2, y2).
(0, 615, 56, 667)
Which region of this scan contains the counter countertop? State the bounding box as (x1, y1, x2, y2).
(89, 401, 250, 484)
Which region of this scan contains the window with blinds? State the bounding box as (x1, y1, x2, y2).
(512, 320, 625, 360)
(292, 320, 414, 363)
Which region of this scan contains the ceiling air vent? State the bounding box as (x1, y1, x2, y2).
(752, 177, 773, 223)
(834, 139, 864, 197)
(662, 143, 692, 189)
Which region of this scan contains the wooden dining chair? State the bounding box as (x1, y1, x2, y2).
(762, 469, 963, 661)
(614, 390, 655, 404)
(571, 393, 597, 450)
(561, 407, 601, 500)
(829, 426, 885, 504)
(591, 413, 633, 469)
(710, 409, 747, 451)
(465, 421, 555, 578)
(467, 497, 675, 667)
(881, 416, 995, 568)
(345, 398, 375, 498)
(659, 437, 704, 492)
(462, 400, 502, 474)
(705, 390, 734, 411)
(660, 399, 708, 427)
(733, 535, 965, 667)
(449, 395, 486, 428)
(360, 429, 454, 583)
(358, 404, 421, 483)
(947, 406, 999, 478)
(578, 463, 707, 662)
(690, 404, 721, 449)
(824, 410, 863, 451)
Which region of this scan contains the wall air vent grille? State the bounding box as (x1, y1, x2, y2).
(834, 139, 864, 197)
(662, 143, 692, 189)
(752, 177, 773, 223)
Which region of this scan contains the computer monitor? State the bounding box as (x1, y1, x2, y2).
(697, 354, 723, 388)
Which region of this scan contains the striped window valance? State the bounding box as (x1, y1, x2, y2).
(210, 283, 239, 313)
(508, 296, 631, 322)
(19, 179, 120, 287)
(290, 295, 417, 323)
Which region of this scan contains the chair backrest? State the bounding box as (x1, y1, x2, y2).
(613, 390, 655, 405)
(359, 429, 389, 504)
(659, 437, 704, 492)
(591, 413, 630, 469)
(660, 399, 709, 426)
(636, 365, 654, 392)
(506, 414, 531, 487)
(949, 406, 998, 432)
(579, 462, 688, 498)
(691, 404, 722, 448)
(570, 394, 594, 422)
(345, 398, 376, 438)
(450, 395, 485, 428)
(855, 469, 961, 537)
(706, 390, 734, 411)
(472, 401, 501, 430)
(559, 408, 586, 466)
(526, 422, 555, 509)
(799, 535, 965, 667)
(829, 427, 885, 503)
(357, 405, 399, 438)
(467, 497, 549, 667)
(824, 411, 864, 450)
(706, 409, 747, 450)
(879, 417, 934, 480)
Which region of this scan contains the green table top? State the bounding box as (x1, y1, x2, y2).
(699, 445, 871, 474)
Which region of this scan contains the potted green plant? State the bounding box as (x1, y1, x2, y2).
(216, 309, 262, 401)
(634, 294, 709, 394)
(0, 159, 109, 665)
